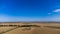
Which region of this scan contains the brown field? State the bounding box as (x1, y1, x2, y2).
(0, 23, 60, 34)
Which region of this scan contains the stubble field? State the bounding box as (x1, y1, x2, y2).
(0, 23, 60, 34)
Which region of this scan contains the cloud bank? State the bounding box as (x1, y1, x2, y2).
(0, 14, 60, 22)
(0, 14, 42, 22)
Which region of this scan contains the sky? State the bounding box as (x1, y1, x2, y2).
(0, 0, 60, 22)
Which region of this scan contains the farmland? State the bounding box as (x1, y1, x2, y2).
(0, 22, 60, 34)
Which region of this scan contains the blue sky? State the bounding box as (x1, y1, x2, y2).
(0, 0, 60, 22)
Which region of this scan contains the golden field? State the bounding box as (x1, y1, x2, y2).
(0, 22, 60, 34)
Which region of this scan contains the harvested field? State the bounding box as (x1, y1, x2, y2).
(0, 23, 60, 34)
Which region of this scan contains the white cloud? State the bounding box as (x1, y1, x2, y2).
(48, 13, 51, 15)
(53, 9, 60, 13)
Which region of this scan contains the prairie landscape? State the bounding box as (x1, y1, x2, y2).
(0, 22, 60, 34)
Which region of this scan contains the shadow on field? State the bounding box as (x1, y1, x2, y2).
(0, 25, 40, 27)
